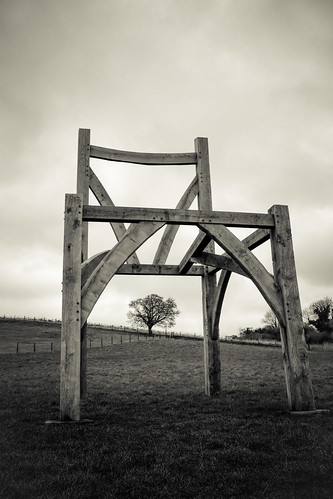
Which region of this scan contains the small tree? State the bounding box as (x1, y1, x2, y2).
(127, 294, 180, 336)
(262, 310, 279, 329)
(308, 297, 333, 332)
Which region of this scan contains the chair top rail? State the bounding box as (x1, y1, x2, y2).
(90, 145, 197, 165)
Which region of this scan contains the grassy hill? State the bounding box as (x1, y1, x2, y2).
(0, 318, 150, 353)
(0, 320, 332, 497)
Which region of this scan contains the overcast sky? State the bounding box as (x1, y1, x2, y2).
(1, 0, 332, 335)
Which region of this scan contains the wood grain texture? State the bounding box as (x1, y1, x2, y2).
(77, 129, 90, 260)
(209, 229, 270, 337)
(240, 228, 271, 250)
(60, 194, 82, 421)
(269, 205, 315, 411)
(76, 129, 90, 399)
(195, 138, 220, 396)
(212, 269, 232, 335)
(82, 258, 204, 282)
(116, 264, 204, 275)
(81, 222, 165, 324)
(81, 250, 109, 287)
(153, 176, 199, 265)
(88, 168, 140, 265)
(178, 232, 211, 274)
(190, 228, 270, 276)
(83, 206, 275, 228)
(191, 253, 248, 277)
(201, 268, 220, 395)
(198, 223, 285, 327)
(90, 145, 197, 165)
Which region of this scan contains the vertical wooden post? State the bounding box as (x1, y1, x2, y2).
(195, 137, 220, 396)
(202, 268, 221, 395)
(269, 205, 315, 411)
(60, 194, 83, 421)
(77, 129, 90, 399)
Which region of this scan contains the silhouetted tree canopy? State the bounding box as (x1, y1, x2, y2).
(262, 310, 278, 329)
(127, 294, 180, 336)
(306, 297, 333, 332)
(240, 298, 333, 346)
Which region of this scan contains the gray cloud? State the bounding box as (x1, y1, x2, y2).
(1, 0, 332, 333)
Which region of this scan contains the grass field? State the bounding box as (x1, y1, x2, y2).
(0, 321, 333, 498)
(0, 318, 153, 354)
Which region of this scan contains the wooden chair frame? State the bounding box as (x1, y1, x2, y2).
(60, 128, 316, 421)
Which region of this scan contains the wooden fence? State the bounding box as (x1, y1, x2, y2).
(1, 331, 332, 355)
(0, 331, 274, 354)
(1, 330, 176, 354)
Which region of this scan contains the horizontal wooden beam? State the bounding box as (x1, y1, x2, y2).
(115, 264, 204, 276)
(81, 227, 271, 286)
(90, 145, 197, 165)
(83, 206, 275, 228)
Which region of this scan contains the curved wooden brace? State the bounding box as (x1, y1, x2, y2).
(212, 270, 232, 334)
(81, 250, 109, 287)
(90, 145, 197, 165)
(153, 176, 199, 265)
(81, 221, 165, 324)
(88, 168, 140, 265)
(209, 229, 271, 333)
(197, 223, 285, 328)
(191, 253, 247, 277)
(179, 232, 211, 274)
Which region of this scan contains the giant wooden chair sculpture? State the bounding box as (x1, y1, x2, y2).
(60, 129, 316, 421)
